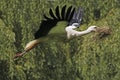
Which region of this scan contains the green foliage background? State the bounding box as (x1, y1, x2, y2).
(0, 0, 120, 80)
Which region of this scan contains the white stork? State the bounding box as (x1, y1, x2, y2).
(14, 5, 97, 59)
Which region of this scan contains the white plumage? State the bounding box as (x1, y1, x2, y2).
(65, 25, 97, 39)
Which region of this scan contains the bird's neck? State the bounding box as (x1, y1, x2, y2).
(78, 29, 91, 36)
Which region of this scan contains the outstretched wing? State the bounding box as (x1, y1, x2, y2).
(34, 5, 75, 39)
(68, 8, 84, 26)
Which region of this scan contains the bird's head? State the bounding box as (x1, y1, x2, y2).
(87, 26, 97, 32)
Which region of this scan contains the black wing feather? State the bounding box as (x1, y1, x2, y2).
(69, 8, 84, 26)
(68, 8, 75, 21)
(61, 5, 66, 20)
(35, 20, 58, 39)
(34, 5, 77, 39)
(55, 6, 61, 19)
(65, 6, 72, 20)
(49, 9, 57, 19)
(43, 14, 52, 20)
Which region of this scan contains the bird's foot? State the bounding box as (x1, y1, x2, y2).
(13, 53, 23, 60)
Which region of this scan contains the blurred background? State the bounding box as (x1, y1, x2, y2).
(0, 0, 120, 80)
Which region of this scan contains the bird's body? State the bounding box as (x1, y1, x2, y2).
(14, 5, 98, 59)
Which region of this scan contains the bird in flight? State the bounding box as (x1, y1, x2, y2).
(14, 5, 97, 59)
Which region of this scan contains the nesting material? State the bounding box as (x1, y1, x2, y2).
(93, 27, 111, 40)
